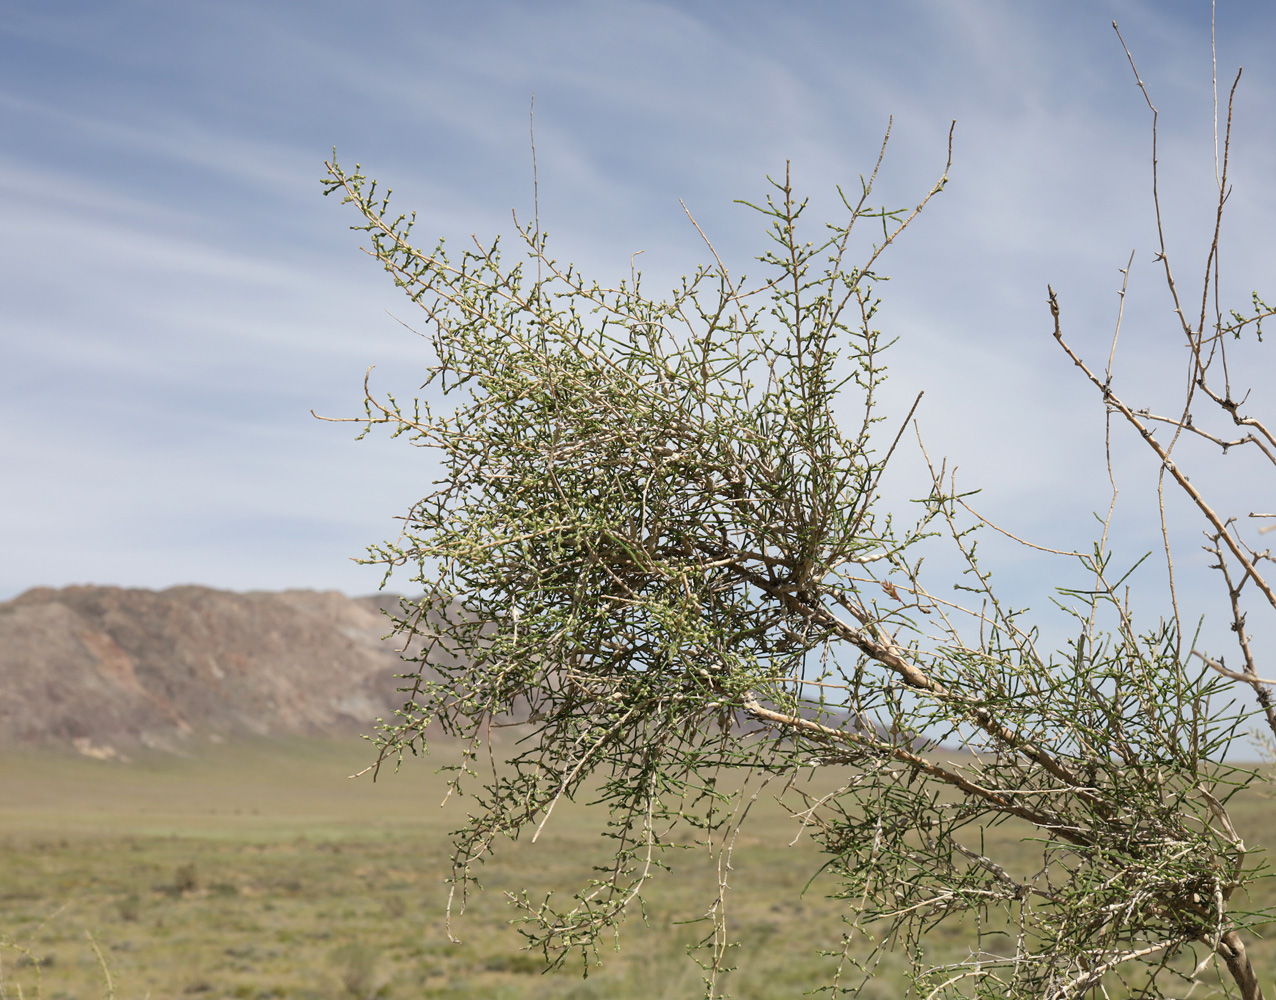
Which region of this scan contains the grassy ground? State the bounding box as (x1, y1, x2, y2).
(0, 739, 859, 1000)
(1, 740, 1274, 999)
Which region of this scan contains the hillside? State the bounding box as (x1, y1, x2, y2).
(0, 585, 430, 756)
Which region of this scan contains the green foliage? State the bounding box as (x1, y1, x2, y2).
(322, 113, 1273, 996)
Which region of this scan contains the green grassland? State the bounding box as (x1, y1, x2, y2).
(2, 740, 1275, 999)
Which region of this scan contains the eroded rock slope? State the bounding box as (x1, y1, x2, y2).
(0, 585, 425, 754)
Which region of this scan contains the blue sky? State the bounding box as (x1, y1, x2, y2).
(2, 0, 1273, 625)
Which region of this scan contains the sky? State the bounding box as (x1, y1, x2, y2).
(3, 0, 1274, 672)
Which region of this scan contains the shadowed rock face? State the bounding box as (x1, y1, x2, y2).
(0, 585, 427, 753)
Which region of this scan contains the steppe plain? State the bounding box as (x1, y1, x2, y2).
(6, 739, 1276, 1000)
(1, 738, 863, 1000)
(5, 586, 1276, 998)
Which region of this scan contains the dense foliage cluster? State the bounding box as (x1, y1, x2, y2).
(323, 41, 1275, 998)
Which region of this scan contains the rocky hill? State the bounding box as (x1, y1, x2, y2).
(0, 585, 433, 757)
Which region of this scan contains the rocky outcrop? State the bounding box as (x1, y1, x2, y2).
(0, 585, 429, 753)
